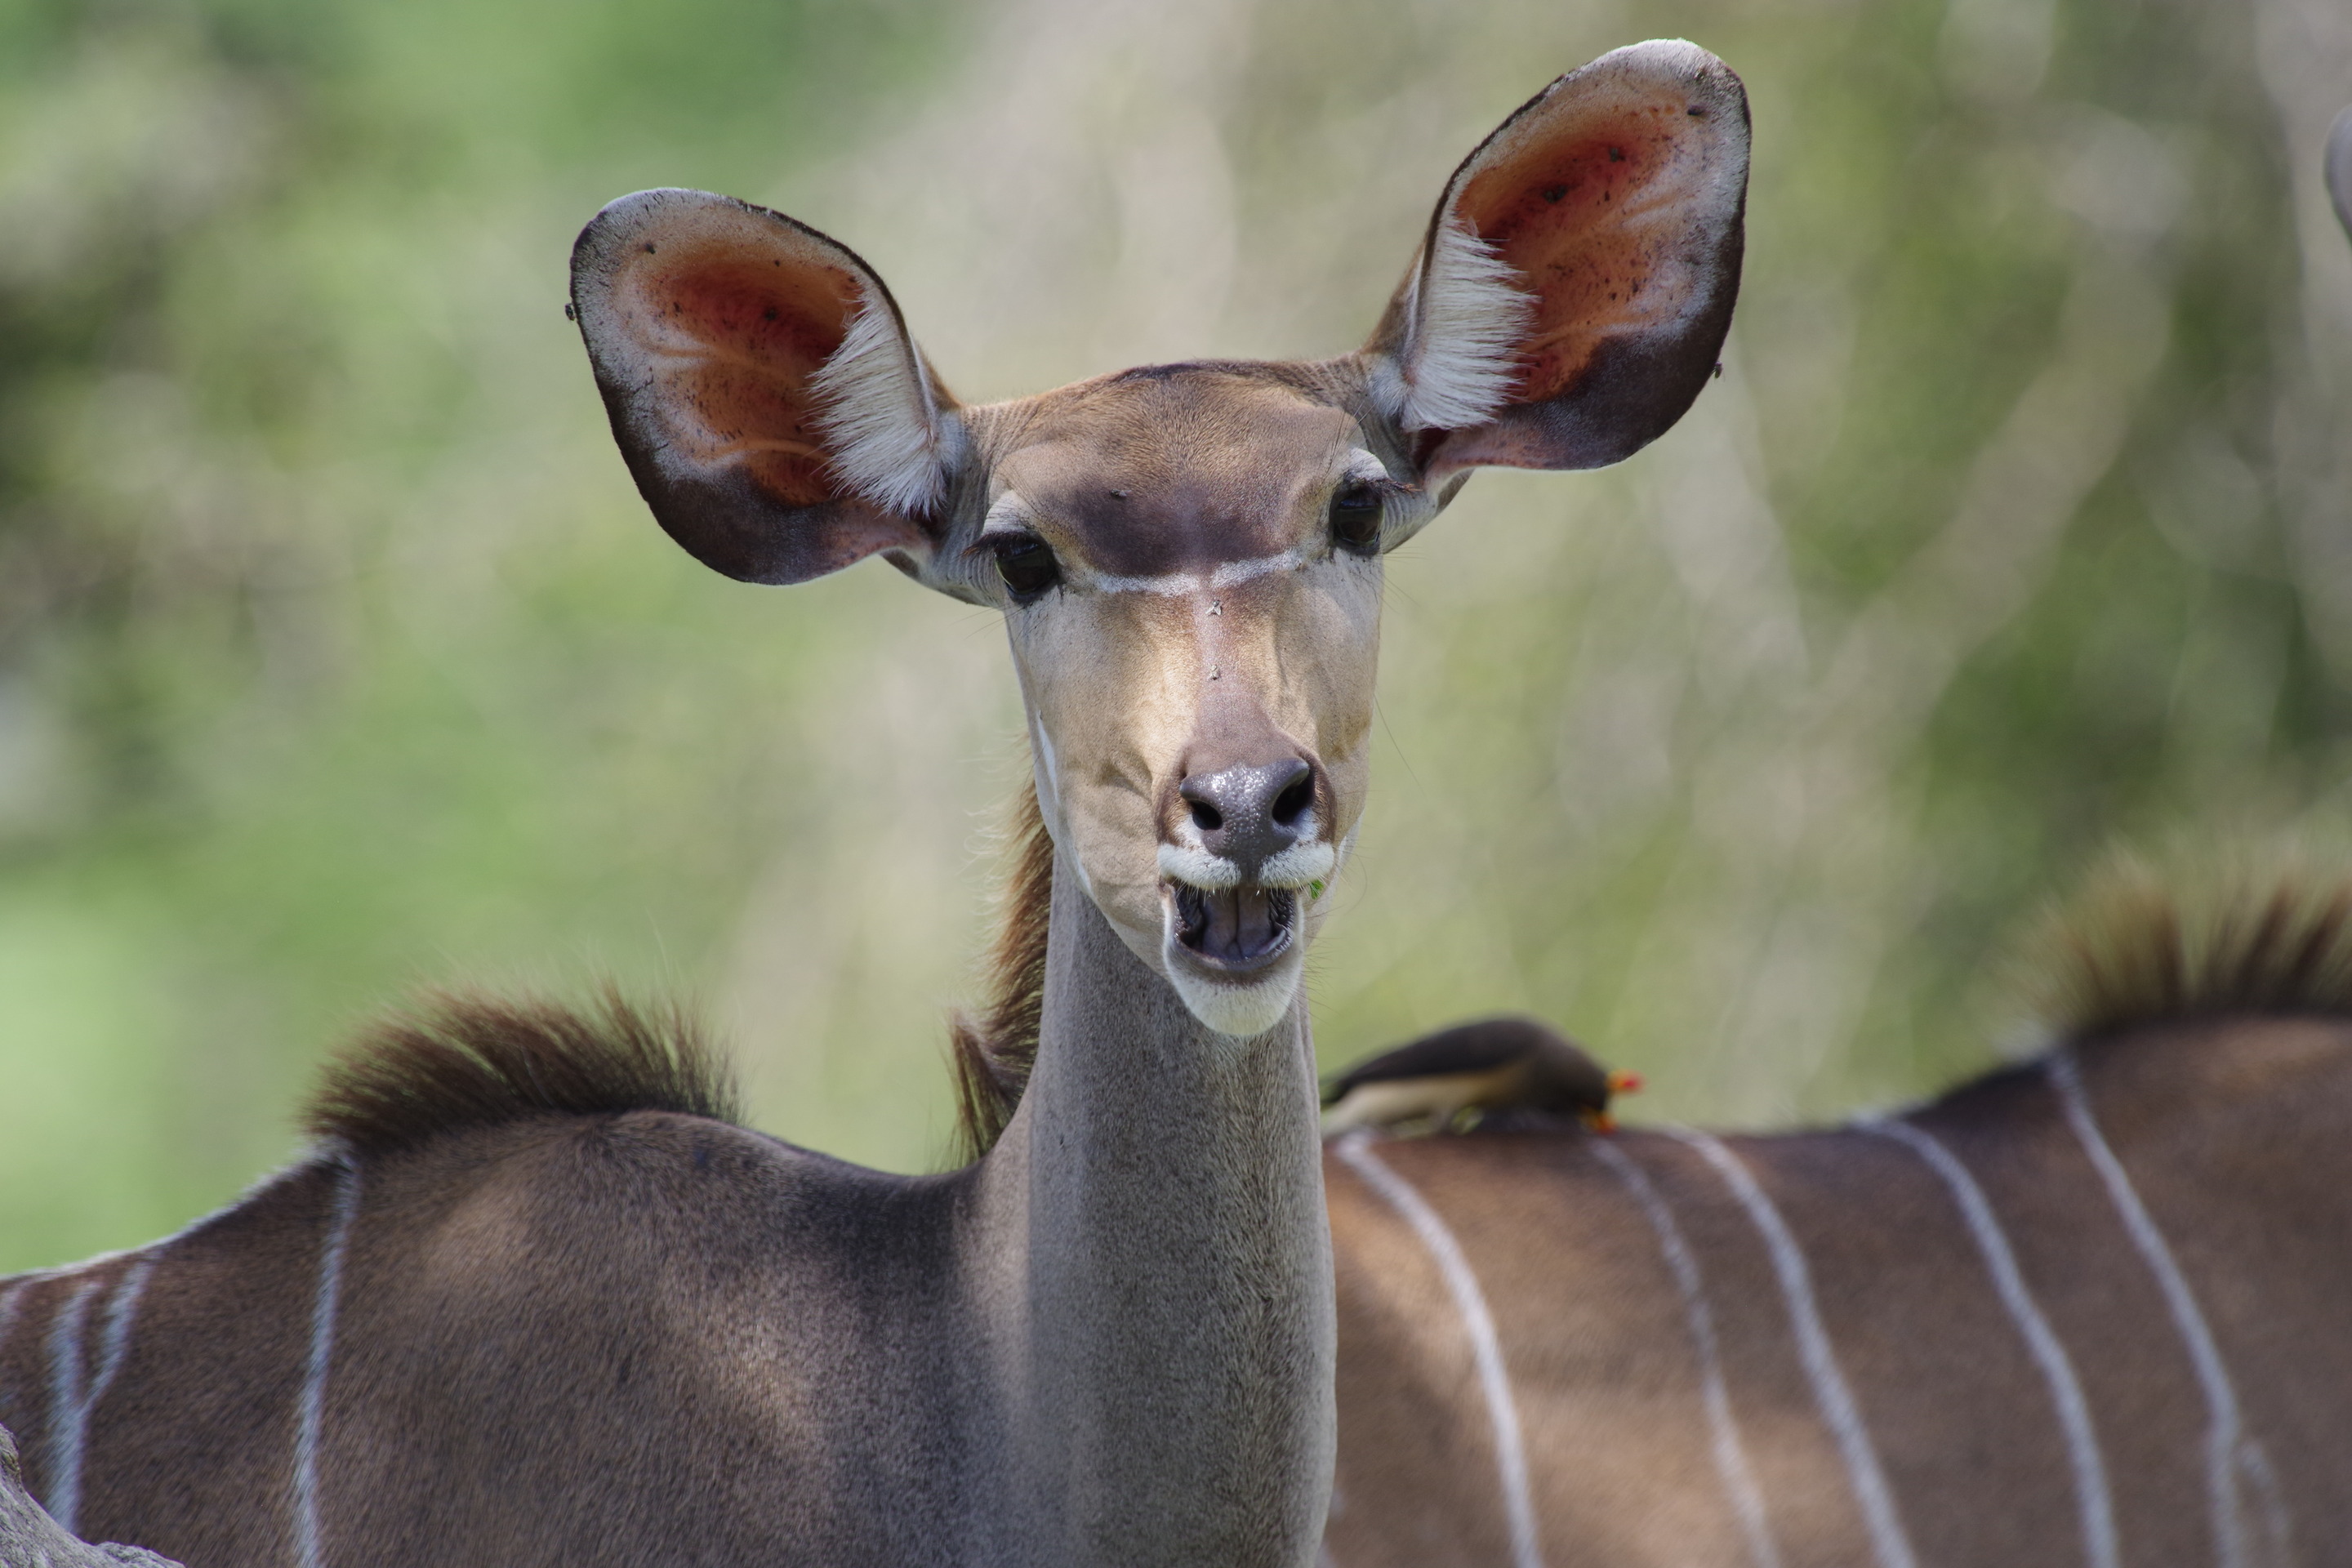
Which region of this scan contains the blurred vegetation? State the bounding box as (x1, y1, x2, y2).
(2, 0, 2348, 1272)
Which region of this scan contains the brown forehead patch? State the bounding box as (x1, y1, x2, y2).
(996, 367, 1360, 578)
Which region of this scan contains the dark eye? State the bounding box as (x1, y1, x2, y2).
(1329, 482, 1384, 555)
(991, 533, 1062, 604)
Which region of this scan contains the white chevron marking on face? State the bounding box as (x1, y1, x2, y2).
(1092, 549, 1310, 598)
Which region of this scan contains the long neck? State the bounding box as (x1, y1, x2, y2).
(964, 847, 1334, 1568)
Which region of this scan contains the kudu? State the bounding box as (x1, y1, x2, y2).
(1321, 880, 2352, 1568)
(0, 40, 1750, 1568)
(1312, 116, 2352, 1568)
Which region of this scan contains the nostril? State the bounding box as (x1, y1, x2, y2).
(1177, 757, 1312, 853)
(1272, 773, 1314, 827)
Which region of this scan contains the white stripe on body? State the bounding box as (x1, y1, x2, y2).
(89, 1261, 152, 1417)
(2047, 1049, 2285, 1568)
(44, 1276, 99, 1529)
(1334, 1133, 1543, 1568)
(43, 1257, 152, 1535)
(2235, 1439, 2293, 1566)
(0, 1152, 345, 1537)
(294, 1157, 363, 1568)
(0, 1278, 27, 1357)
(1592, 1138, 1780, 1568)
(1669, 1129, 1919, 1568)
(1864, 1117, 2118, 1568)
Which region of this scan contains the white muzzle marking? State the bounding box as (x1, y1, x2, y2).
(1157, 843, 1242, 890)
(1155, 838, 1333, 893)
(1258, 839, 1335, 889)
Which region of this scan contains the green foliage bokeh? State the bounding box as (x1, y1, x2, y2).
(2, 0, 2347, 1272)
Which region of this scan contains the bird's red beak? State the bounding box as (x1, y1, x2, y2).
(1606, 1069, 1645, 1096)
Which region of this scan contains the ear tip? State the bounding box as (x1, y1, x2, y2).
(1563, 40, 1750, 145)
(568, 189, 892, 325)
(1588, 38, 1743, 89)
(572, 188, 753, 270)
(571, 188, 718, 309)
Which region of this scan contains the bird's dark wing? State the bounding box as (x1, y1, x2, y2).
(1321, 1017, 1571, 1103)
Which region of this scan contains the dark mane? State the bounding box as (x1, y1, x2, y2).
(308, 989, 740, 1157)
(2025, 860, 2352, 1040)
(947, 782, 1054, 1164)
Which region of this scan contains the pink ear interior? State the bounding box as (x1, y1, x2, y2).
(574, 191, 944, 584)
(608, 239, 864, 510)
(1456, 91, 1724, 408)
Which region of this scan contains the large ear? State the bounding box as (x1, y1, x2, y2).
(1365, 41, 1749, 479)
(570, 189, 962, 584)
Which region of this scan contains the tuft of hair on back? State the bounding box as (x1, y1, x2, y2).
(2019, 853, 2352, 1042)
(945, 782, 1055, 1165)
(308, 987, 741, 1158)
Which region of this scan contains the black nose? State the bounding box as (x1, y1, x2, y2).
(1178, 759, 1316, 875)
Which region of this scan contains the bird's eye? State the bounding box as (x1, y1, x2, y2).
(1329, 482, 1384, 555)
(991, 533, 1062, 604)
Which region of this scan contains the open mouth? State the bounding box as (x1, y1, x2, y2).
(1168, 880, 1298, 973)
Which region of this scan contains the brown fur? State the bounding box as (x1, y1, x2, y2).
(2022, 862, 2352, 1041)
(1327, 1009, 2352, 1567)
(0, 855, 1332, 1568)
(0, 44, 1771, 1567)
(1319, 869, 2352, 1565)
(307, 988, 738, 1158)
(947, 782, 1055, 1163)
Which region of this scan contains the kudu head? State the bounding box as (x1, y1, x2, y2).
(570, 40, 1748, 1037)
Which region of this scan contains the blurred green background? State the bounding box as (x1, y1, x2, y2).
(3, 0, 2349, 1272)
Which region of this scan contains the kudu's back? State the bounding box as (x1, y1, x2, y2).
(1325, 885, 2352, 1568)
(0, 1000, 986, 1568)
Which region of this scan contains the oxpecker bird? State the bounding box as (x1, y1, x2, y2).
(1321, 1017, 1641, 1136)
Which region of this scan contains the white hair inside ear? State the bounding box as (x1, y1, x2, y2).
(811, 287, 964, 515)
(1373, 219, 1535, 433)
